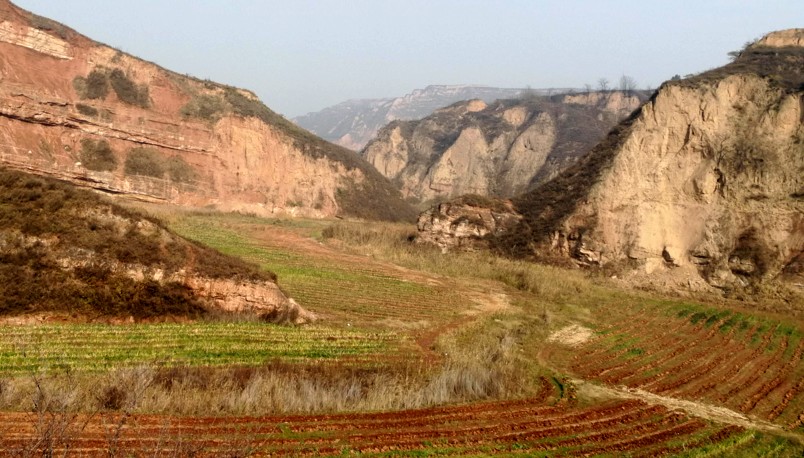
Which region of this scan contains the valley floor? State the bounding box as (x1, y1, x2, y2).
(1, 204, 802, 456)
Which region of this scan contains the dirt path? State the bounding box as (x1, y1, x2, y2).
(575, 379, 799, 439)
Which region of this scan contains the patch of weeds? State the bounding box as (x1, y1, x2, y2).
(704, 310, 730, 328)
(124, 147, 164, 178)
(677, 308, 693, 318)
(626, 347, 645, 357)
(718, 315, 740, 333)
(689, 312, 708, 325)
(76, 103, 98, 117)
(28, 13, 69, 39)
(109, 69, 150, 108)
(165, 156, 197, 183)
(79, 138, 117, 172)
(73, 69, 110, 100)
(180, 94, 226, 121)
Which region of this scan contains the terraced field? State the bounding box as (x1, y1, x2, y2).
(561, 302, 804, 433)
(0, 323, 412, 374)
(1, 209, 803, 456)
(2, 392, 798, 456)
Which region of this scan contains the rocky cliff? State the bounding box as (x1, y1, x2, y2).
(419, 29, 804, 292)
(0, 0, 415, 222)
(293, 85, 571, 150)
(363, 91, 644, 203)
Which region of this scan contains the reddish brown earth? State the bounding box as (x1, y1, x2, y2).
(0, 393, 735, 457)
(0, 0, 412, 221)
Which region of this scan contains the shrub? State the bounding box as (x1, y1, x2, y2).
(180, 94, 226, 121)
(165, 155, 197, 183)
(124, 147, 164, 178)
(75, 104, 98, 117)
(85, 70, 110, 100)
(79, 138, 117, 172)
(109, 69, 149, 108)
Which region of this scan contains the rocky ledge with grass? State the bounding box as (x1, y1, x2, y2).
(0, 167, 314, 324)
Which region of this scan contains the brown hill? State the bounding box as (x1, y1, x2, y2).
(419, 30, 804, 293)
(362, 91, 644, 203)
(0, 167, 313, 323)
(0, 0, 415, 222)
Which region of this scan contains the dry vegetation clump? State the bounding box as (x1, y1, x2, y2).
(72, 68, 150, 108)
(0, 168, 275, 319)
(79, 138, 117, 172)
(681, 45, 804, 92)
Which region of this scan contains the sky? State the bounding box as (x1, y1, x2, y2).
(12, 1, 804, 118)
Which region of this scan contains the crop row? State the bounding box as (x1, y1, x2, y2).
(568, 302, 804, 429)
(2, 395, 800, 456)
(0, 323, 413, 374)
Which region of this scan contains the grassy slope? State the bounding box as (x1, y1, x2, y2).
(0, 168, 274, 319)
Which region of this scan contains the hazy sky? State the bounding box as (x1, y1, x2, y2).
(12, 1, 804, 117)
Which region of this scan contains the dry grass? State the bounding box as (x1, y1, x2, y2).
(0, 324, 532, 416)
(321, 220, 593, 305)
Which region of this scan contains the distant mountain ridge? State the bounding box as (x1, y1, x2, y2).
(293, 85, 574, 150)
(361, 91, 645, 203)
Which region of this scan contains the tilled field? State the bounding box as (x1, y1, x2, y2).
(0, 383, 759, 457)
(564, 302, 804, 433)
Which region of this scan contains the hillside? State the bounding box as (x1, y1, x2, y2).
(419, 29, 804, 293)
(0, 167, 313, 322)
(292, 85, 570, 150)
(0, 0, 415, 222)
(363, 91, 645, 203)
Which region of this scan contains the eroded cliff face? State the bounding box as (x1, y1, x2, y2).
(422, 30, 803, 292)
(362, 91, 644, 203)
(0, 0, 413, 221)
(556, 74, 802, 288)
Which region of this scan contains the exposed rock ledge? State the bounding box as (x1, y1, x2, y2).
(416, 196, 521, 252)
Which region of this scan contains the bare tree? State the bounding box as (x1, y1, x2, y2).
(583, 83, 593, 94)
(618, 75, 638, 95)
(597, 78, 610, 92)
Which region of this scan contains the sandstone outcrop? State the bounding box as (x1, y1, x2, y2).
(416, 196, 521, 252)
(0, 0, 414, 222)
(362, 91, 645, 203)
(420, 30, 804, 292)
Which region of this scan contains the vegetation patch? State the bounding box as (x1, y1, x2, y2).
(124, 147, 164, 178)
(180, 93, 226, 121)
(79, 138, 117, 172)
(27, 12, 69, 40)
(73, 69, 110, 100)
(165, 155, 197, 183)
(75, 103, 98, 117)
(109, 69, 150, 108)
(0, 323, 398, 374)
